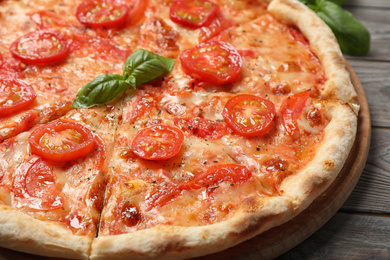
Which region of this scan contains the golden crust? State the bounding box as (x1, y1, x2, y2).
(0, 206, 91, 259)
(268, 0, 359, 106)
(280, 100, 358, 210)
(90, 196, 295, 260)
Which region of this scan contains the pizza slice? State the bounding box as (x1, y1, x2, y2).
(0, 104, 120, 259)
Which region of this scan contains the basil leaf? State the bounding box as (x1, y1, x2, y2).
(72, 74, 129, 108)
(123, 49, 175, 88)
(315, 0, 370, 55)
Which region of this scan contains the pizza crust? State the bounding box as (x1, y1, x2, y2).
(268, 0, 359, 107)
(0, 206, 91, 259)
(91, 196, 295, 260)
(280, 100, 358, 210)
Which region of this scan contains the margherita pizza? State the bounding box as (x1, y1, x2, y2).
(0, 0, 359, 259)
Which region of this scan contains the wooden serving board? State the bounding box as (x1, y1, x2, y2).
(0, 63, 371, 260)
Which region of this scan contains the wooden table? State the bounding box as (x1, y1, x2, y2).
(276, 0, 390, 259)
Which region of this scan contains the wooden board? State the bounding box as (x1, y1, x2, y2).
(0, 64, 371, 260)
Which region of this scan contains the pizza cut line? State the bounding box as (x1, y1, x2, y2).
(0, 0, 359, 259)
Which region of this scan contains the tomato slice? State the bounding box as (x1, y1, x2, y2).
(180, 41, 242, 85)
(76, 0, 129, 28)
(10, 29, 69, 66)
(124, 0, 147, 25)
(169, 0, 218, 28)
(185, 164, 252, 190)
(131, 124, 184, 160)
(0, 78, 36, 117)
(280, 91, 311, 137)
(12, 156, 64, 210)
(146, 164, 251, 209)
(222, 94, 276, 137)
(29, 120, 95, 163)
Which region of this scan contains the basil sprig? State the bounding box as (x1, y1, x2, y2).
(299, 0, 370, 55)
(72, 49, 175, 108)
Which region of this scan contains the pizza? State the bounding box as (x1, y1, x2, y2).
(0, 0, 359, 259)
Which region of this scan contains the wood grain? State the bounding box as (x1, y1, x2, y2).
(276, 213, 390, 260)
(347, 60, 390, 128)
(342, 127, 390, 214)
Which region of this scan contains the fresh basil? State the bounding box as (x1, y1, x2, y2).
(72, 74, 129, 108)
(72, 49, 175, 109)
(123, 49, 175, 88)
(299, 0, 370, 55)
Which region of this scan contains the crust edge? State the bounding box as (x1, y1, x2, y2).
(268, 0, 359, 106)
(0, 206, 91, 260)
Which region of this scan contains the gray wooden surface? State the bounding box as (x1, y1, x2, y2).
(277, 0, 390, 259)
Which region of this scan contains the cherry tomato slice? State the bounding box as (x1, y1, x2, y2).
(76, 0, 129, 28)
(13, 156, 64, 210)
(185, 164, 252, 190)
(131, 124, 184, 160)
(10, 29, 69, 66)
(170, 0, 218, 28)
(222, 94, 276, 137)
(180, 41, 242, 85)
(29, 120, 95, 163)
(125, 0, 147, 25)
(280, 91, 311, 137)
(0, 78, 36, 117)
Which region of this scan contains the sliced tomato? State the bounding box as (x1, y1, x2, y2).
(93, 134, 107, 170)
(29, 10, 73, 29)
(280, 91, 311, 137)
(146, 164, 251, 209)
(198, 12, 234, 42)
(0, 53, 25, 79)
(29, 120, 95, 163)
(10, 29, 69, 66)
(76, 0, 129, 28)
(180, 41, 242, 85)
(0, 78, 36, 117)
(289, 27, 309, 47)
(185, 164, 252, 190)
(169, 0, 218, 28)
(145, 180, 182, 210)
(131, 124, 184, 160)
(0, 110, 39, 143)
(222, 94, 276, 137)
(124, 0, 147, 25)
(70, 33, 131, 60)
(12, 156, 64, 210)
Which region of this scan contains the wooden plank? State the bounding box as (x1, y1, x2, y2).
(347, 59, 390, 128)
(342, 127, 390, 214)
(276, 213, 390, 260)
(345, 0, 390, 8)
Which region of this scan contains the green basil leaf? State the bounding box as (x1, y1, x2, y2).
(72, 74, 129, 108)
(315, 0, 370, 55)
(123, 49, 175, 88)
